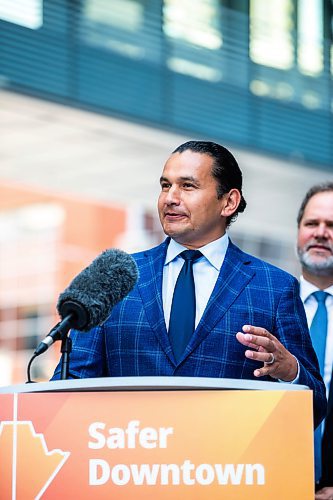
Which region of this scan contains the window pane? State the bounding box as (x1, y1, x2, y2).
(84, 0, 144, 33)
(80, 0, 155, 61)
(0, 0, 42, 29)
(297, 0, 323, 76)
(163, 0, 222, 50)
(163, 0, 223, 81)
(250, 0, 294, 70)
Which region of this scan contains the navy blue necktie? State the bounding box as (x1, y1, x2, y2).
(168, 250, 202, 363)
(310, 290, 329, 483)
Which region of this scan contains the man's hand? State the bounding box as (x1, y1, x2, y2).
(315, 487, 333, 500)
(236, 325, 298, 382)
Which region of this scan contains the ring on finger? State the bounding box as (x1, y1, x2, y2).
(265, 353, 275, 365)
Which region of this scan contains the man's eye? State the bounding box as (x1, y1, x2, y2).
(161, 183, 170, 190)
(183, 183, 194, 188)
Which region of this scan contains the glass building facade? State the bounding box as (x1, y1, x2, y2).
(0, 0, 332, 167)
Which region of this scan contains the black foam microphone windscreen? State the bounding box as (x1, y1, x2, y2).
(57, 248, 139, 331)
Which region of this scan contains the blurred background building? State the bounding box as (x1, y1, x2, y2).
(0, 0, 332, 384)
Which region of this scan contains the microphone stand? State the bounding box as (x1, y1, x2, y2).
(60, 334, 72, 380)
(27, 315, 73, 383)
(34, 314, 74, 380)
(56, 314, 74, 380)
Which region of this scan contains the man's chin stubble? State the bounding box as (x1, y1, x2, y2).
(298, 250, 333, 275)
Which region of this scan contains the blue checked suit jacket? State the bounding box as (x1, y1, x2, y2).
(52, 239, 326, 427)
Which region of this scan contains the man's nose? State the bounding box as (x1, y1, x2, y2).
(165, 186, 180, 204)
(314, 223, 329, 238)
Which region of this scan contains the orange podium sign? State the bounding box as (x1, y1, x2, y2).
(0, 379, 313, 499)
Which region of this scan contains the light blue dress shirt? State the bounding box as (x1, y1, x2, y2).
(300, 276, 333, 397)
(162, 234, 229, 329)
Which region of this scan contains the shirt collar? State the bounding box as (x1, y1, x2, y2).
(165, 234, 229, 271)
(300, 275, 333, 302)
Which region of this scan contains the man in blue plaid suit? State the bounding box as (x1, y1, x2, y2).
(52, 141, 326, 428)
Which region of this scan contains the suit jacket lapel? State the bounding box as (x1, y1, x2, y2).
(322, 371, 333, 484)
(184, 241, 255, 358)
(327, 369, 333, 415)
(136, 238, 176, 363)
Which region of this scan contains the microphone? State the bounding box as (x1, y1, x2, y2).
(34, 249, 139, 355)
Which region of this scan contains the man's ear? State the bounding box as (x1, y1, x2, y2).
(220, 189, 241, 218)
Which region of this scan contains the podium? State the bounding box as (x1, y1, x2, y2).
(0, 377, 314, 499)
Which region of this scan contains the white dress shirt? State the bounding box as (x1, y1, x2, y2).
(162, 234, 229, 330)
(300, 276, 333, 397)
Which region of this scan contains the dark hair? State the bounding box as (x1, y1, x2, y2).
(297, 182, 333, 226)
(172, 141, 247, 226)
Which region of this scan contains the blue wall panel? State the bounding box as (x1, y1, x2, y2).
(171, 75, 251, 145)
(0, 1, 331, 168)
(77, 48, 164, 122)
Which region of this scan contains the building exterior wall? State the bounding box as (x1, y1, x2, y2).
(0, 182, 130, 383)
(0, 0, 332, 385)
(0, 0, 332, 166)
